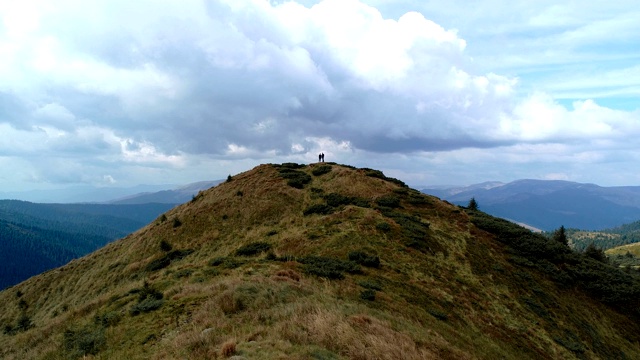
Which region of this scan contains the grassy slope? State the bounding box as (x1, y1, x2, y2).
(1, 163, 639, 359)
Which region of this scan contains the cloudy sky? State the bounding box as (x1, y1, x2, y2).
(0, 0, 639, 192)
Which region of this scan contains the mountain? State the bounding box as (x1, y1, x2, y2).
(0, 184, 175, 203)
(422, 179, 640, 231)
(0, 200, 175, 289)
(108, 180, 222, 204)
(1, 163, 640, 359)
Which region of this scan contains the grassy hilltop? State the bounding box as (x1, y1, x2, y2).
(1, 163, 640, 359)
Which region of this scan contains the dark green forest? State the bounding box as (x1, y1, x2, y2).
(0, 200, 175, 289)
(566, 220, 640, 252)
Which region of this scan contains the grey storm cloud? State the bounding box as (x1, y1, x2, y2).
(1, 0, 511, 155)
(0, 0, 639, 190)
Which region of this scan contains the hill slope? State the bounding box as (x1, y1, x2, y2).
(422, 179, 640, 230)
(1, 163, 639, 359)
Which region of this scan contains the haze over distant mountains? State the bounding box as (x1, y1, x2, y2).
(421, 179, 640, 231)
(0, 180, 223, 204)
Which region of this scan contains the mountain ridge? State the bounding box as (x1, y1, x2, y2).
(422, 179, 640, 230)
(1, 163, 639, 359)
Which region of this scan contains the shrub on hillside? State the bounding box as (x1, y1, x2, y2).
(209, 256, 244, 269)
(167, 249, 194, 260)
(470, 210, 640, 309)
(303, 204, 334, 216)
(358, 280, 383, 291)
(312, 164, 332, 176)
(235, 242, 272, 256)
(323, 193, 370, 208)
(360, 289, 376, 301)
(376, 222, 391, 232)
(379, 208, 437, 253)
(3, 313, 33, 335)
(63, 325, 106, 358)
(584, 243, 607, 263)
(159, 240, 172, 252)
(94, 311, 121, 328)
(363, 168, 385, 179)
(348, 251, 381, 268)
(277, 162, 306, 169)
(145, 256, 171, 272)
(376, 195, 401, 208)
(278, 169, 312, 189)
(362, 168, 407, 187)
(324, 193, 352, 207)
(144, 248, 194, 272)
(130, 282, 164, 316)
(298, 256, 361, 279)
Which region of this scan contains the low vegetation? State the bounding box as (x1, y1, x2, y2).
(1, 163, 640, 359)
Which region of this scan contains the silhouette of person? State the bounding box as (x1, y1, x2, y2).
(318, 153, 322, 162)
(321, 153, 325, 162)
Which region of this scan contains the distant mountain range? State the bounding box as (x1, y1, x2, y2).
(421, 179, 640, 231)
(107, 180, 222, 204)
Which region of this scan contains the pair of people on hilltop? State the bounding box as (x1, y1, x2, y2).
(318, 153, 325, 162)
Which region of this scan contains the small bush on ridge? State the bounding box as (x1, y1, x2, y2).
(235, 242, 272, 256)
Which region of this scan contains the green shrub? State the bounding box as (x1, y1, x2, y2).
(173, 269, 193, 278)
(376, 222, 391, 232)
(145, 256, 171, 272)
(363, 168, 385, 179)
(312, 164, 332, 176)
(63, 325, 106, 358)
(266, 230, 278, 236)
(324, 193, 353, 207)
(167, 249, 194, 260)
(209, 257, 243, 269)
(278, 168, 312, 188)
(299, 256, 361, 279)
(130, 299, 164, 316)
(209, 257, 226, 266)
(94, 311, 121, 328)
(358, 280, 382, 291)
(172, 218, 182, 228)
(303, 204, 334, 216)
(159, 240, 172, 252)
(146, 249, 193, 272)
(428, 309, 448, 321)
(360, 289, 376, 301)
(376, 195, 401, 208)
(348, 251, 381, 268)
(235, 242, 272, 256)
(362, 168, 407, 187)
(278, 162, 305, 169)
(584, 243, 607, 263)
(13, 314, 32, 334)
(379, 208, 435, 253)
(130, 282, 164, 316)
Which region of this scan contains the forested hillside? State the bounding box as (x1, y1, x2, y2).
(0, 201, 175, 289)
(567, 220, 640, 252)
